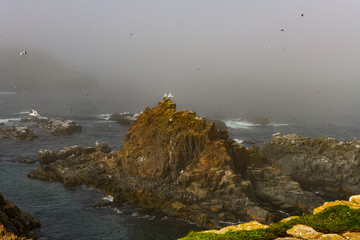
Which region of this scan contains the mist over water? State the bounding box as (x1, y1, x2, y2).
(1, 0, 359, 123)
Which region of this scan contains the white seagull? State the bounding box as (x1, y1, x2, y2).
(167, 92, 174, 98)
(19, 51, 27, 56)
(29, 110, 40, 117)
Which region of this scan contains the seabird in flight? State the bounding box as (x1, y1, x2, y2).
(301, 14, 304, 17)
(19, 50, 27, 56)
(280, 29, 285, 32)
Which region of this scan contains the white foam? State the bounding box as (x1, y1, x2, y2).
(0, 118, 21, 123)
(98, 114, 112, 120)
(225, 119, 292, 129)
(102, 195, 113, 202)
(225, 120, 257, 129)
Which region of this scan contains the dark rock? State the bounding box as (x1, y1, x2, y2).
(0, 193, 40, 238)
(109, 113, 138, 125)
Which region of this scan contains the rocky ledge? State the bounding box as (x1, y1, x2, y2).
(0, 193, 40, 239)
(28, 99, 325, 228)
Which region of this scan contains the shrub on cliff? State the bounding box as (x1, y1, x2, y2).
(181, 204, 360, 240)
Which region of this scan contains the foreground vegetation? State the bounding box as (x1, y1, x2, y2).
(180, 205, 360, 240)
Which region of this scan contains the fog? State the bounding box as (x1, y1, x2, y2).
(1, 0, 360, 119)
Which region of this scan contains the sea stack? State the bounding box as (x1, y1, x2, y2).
(29, 99, 322, 228)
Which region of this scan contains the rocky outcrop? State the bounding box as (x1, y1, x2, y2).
(20, 117, 81, 136)
(0, 193, 40, 239)
(0, 125, 37, 141)
(29, 99, 321, 228)
(108, 113, 138, 125)
(257, 133, 360, 200)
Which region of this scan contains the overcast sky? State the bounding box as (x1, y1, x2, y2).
(1, 0, 360, 118)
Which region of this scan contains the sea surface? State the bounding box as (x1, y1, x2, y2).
(1, 89, 360, 240)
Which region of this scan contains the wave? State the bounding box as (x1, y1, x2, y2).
(0, 118, 21, 123)
(225, 119, 292, 130)
(0, 92, 16, 95)
(225, 120, 258, 129)
(98, 114, 112, 120)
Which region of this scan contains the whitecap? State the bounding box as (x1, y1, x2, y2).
(98, 113, 112, 120)
(224, 119, 257, 129)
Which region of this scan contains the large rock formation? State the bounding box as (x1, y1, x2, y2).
(257, 133, 360, 200)
(0, 193, 40, 239)
(28, 99, 322, 228)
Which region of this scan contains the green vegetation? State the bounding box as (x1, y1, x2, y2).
(180, 205, 360, 240)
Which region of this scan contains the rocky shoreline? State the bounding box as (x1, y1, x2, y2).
(27, 99, 360, 229)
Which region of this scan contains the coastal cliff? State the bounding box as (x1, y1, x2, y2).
(29, 99, 356, 228)
(0, 193, 40, 239)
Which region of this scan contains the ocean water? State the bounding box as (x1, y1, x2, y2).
(1, 89, 360, 239)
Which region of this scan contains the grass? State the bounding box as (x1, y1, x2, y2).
(180, 205, 360, 240)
